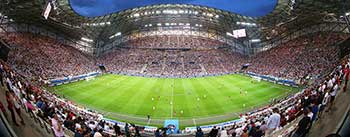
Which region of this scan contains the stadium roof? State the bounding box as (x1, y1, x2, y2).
(70, 0, 277, 17)
(0, 0, 349, 55)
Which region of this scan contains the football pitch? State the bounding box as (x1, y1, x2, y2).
(53, 74, 299, 127)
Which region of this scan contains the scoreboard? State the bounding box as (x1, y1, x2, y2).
(233, 29, 246, 38)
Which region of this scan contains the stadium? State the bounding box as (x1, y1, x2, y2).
(0, 0, 350, 137)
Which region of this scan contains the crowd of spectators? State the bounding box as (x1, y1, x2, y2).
(1, 44, 349, 137)
(247, 33, 349, 81)
(99, 33, 349, 80)
(0, 31, 349, 137)
(0, 60, 149, 137)
(1, 32, 349, 81)
(125, 35, 227, 49)
(0, 33, 98, 80)
(97, 48, 246, 77)
(200, 55, 349, 137)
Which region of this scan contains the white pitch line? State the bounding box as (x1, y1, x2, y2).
(193, 118, 197, 127)
(147, 119, 151, 125)
(170, 80, 174, 119)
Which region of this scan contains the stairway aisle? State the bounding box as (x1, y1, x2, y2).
(308, 84, 350, 137)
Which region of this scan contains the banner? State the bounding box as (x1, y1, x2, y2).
(42, 2, 52, 20)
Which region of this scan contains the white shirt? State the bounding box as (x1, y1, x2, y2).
(51, 118, 58, 128)
(54, 126, 64, 137)
(327, 80, 333, 89)
(332, 77, 336, 83)
(321, 84, 326, 92)
(12, 87, 21, 98)
(307, 112, 313, 119)
(93, 132, 103, 137)
(30, 94, 35, 101)
(6, 78, 12, 88)
(22, 98, 27, 107)
(322, 93, 329, 105)
(264, 116, 269, 123)
(235, 127, 243, 136)
(104, 125, 110, 131)
(75, 123, 81, 129)
(267, 113, 281, 129)
(318, 84, 326, 92)
(220, 129, 228, 137)
(330, 84, 338, 96)
(17, 81, 22, 89)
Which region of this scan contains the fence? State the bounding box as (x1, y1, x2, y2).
(49, 72, 100, 86)
(246, 72, 298, 87)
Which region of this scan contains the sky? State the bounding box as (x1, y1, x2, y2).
(70, 0, 277, 17)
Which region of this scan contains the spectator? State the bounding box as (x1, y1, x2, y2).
(259, 121, 268, 134)
(52, 114, 64, 137)
(311, 102, 319, 122)
(6, 91, 19, 126)
(249, 126, 263, 137)
(0, 101, 7, 118)
(195, 127, 204, 137)
(219, 127, 228, 137)
(265, 108, 281, 136)
(328, 84, 339, 111)
(125, 123, 130, 137)
(113, 123, 121, 136)
(292, 110, 311, 137)
(0, 64, 3, 86)
(93, 129, 103, 137)
(74, 128, 84, 137)
(241, 129, 249, 137)
(24, 98, 35, 118)
(209, 126, 219, 137)
(63, 117, 75, 132)
(155, 129, 161, 137)
(12, 93, 25, 125)
(56, 121, 65, 137)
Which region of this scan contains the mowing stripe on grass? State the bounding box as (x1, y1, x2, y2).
(53, 74, 299, 127)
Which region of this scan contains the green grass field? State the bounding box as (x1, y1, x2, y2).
(53, 74, 299, 127)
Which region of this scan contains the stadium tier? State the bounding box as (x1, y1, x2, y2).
(1, 0, 350, 137)
(124, 35, 229, 49)
(1, 33, 98, 80)
(2, 32, 349, 80)
(97, 48, 245, 77)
